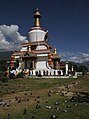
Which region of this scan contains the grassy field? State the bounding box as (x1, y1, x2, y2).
(0, 76, 89, 119)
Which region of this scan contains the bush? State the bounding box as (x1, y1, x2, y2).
(0, 76, 9, 82)
(16, 72, 24, 78)
(9, 73, 15, 79)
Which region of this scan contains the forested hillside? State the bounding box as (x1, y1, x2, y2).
(0, 51, 13, 71)
(0, 51, 13, 60)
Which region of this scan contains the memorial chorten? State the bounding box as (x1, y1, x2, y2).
(8, 8, 63, 76)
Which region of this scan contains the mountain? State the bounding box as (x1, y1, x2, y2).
(61, 60, 89, 71)
(81, 61, 89, 69)
(0, 51, 13, 60)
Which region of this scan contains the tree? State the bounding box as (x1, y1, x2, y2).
(0, 59, 7, 71)
(68, 61, 78, 71)
(78, 65, 88, 73)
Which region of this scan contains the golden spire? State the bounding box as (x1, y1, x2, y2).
(34, 8, 41, 27)
(54, 48, 57, 54)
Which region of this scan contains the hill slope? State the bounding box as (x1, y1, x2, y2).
(0, 51, 13, 60)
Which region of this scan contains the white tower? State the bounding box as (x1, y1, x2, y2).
(65, 60, 68, 75)
(72, 66, 73, 71)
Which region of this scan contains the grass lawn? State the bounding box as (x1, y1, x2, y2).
(0, 76, 89, 119)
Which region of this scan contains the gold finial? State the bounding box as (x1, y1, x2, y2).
(54, 48, 57, 54)
(34, 8, 41, 27)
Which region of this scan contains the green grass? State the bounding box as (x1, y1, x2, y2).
(0, 77, 81, 96)
(0, 76, 89, 119)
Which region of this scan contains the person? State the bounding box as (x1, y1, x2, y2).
(23, 108, 26, 115)
(8, 113, 11, 119)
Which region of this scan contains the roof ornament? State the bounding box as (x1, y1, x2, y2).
(44, 30, 48, 41)
(34, 8, 41, 27)
(54, 48, 57, 54)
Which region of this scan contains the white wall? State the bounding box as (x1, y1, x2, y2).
(20, 46, 27, 52)
(28, 29, 46, 42)
(36, 55, 48, 70)
(36, 45, 47, 50)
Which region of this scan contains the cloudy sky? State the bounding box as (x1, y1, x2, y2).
(0, 0, 89, 62)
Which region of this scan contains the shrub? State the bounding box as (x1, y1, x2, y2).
(0, 76, 9, 82)
(16, 72, 24, 78)
(9, 73, 15, 79)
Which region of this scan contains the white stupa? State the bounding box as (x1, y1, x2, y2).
(9, 8, 63, 76)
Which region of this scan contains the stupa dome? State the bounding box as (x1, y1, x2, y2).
(28, 8, 47, 42)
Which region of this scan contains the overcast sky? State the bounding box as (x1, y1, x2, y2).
(0, 0, 89, 62)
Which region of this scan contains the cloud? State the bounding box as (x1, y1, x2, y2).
(70, 52, 89, 63)
(0, 25, 28, 51)
(60, 51, 89, 63)
(60, 51, 76, 60)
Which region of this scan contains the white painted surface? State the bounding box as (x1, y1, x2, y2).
(37, 53, 48, 57)
(72, 66, 73, 71)
(36, 56, 48, 70)
(15, 56, 20, 58)
(65, 63, 68, 75)
(36, 45, 47, 50)
(28, 29, 46, 42)
(20, 46, 27, 51)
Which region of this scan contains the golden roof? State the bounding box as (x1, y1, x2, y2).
(52, 53, 60, 59)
